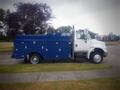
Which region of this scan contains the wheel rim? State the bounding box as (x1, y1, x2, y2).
(93, 54, 102, 63)
(30, 56, 39, 64)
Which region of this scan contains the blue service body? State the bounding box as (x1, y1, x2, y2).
(12, 33, 72, 60)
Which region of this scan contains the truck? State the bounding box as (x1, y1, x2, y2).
(12, 29, 108, 64)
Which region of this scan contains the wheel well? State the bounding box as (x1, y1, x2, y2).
(88, 48, 104, 59)
(28, 52, 43, 59)
(89, 48, 104, 59)
(93, 48, 104, 55)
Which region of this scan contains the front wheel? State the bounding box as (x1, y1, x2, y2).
(90, 52, 103, 64)
(29, 54, 40, 64)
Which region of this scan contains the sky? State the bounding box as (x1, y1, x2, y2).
(0, 0, 120, 35)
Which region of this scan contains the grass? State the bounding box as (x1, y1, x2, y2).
(0, 77, 120, 90)
(0, 42, 13, 52)
(0, 63, 112, 73)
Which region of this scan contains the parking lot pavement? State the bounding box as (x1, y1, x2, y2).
(0, 45, 120, 66)
(0, 68, 120, 83)
(0, 52, 23, 65)
(104, 45, 120, 67)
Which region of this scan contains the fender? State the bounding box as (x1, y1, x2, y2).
(87, 47, 94, 59)
(87, 47, 107, 59)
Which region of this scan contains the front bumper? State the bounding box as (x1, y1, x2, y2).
(103, 52, 108, 57)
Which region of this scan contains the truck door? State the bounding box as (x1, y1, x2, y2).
(74, 30, 91, 52)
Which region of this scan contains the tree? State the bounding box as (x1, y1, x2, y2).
(6, 2, 52, 38)
(0, 8, 8, 37)
(46, 25, 55, 34)
(0, 8, 5, 21)
(56, 26, 72, 33)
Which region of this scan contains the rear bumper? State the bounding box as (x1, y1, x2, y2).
(11, 52, 24, 59)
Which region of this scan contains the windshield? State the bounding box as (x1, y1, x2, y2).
(88, 31, 96, 39)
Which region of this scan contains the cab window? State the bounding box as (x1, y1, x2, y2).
(76, 30, 86, 39)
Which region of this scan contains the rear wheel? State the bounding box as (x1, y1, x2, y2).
(90, 52, 103, 64)
(29, 54, 40, 64)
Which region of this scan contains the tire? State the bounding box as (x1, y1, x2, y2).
(24, 57, 28, 64)
(90, 52, 103, 64)
(29, 54, 40, 64)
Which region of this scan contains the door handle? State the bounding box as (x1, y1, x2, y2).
(84, 40, 87, 43)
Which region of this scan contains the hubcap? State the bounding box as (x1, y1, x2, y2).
(93, 54, 101, 63)
(31, 56, 39, 64)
